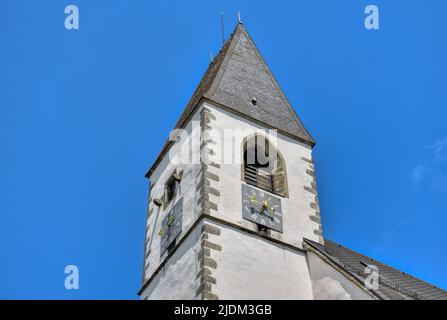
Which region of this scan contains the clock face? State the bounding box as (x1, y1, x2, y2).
(159, 198, 183, 255)
(241, 184, 283, 232)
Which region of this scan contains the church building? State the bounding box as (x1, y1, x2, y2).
(138, 22, 447, 300)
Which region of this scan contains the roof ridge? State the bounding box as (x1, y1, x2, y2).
(204, 23, 244, 99)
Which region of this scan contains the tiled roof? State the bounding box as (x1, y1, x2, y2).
(304, 238, 447, 300)
(146, 23, 314, 177)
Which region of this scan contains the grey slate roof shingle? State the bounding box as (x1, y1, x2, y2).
(146, 23, 314, 177)
(304, 238, 447, 300)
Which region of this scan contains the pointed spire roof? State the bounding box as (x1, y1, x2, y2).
(146, 23, 314, 177)
(179, 23, 314, 144)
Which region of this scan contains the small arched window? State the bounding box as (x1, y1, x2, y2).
(242, 135, 288, 197)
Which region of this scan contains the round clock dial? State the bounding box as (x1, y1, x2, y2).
(160, 198, 183, 255)
(241, 184, 283, 232)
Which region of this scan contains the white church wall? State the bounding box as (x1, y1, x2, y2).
(140, 221, 203, 300)
(205, 218, 314, 299)
(203, 101, 321, 249)
(141, 99, 323, 299)
(307, 251, 374, 300)
(143, 107, 203, 282)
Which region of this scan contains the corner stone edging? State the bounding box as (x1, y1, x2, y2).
(198, 107, 220, 217)
(196, 223, 222, 300)
(302, 156, 324, 245)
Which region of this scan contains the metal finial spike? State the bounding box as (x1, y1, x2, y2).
(220, 12, 225, 44)
(210, 50, 213, 63)
(237, 12, 242, 24)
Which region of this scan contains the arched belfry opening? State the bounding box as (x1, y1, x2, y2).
(242, 134, 288, 197)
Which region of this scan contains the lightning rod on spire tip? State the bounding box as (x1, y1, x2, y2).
(220, 12, 225, 44)
(237, 12, 241, 24)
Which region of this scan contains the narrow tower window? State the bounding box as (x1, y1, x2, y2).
(165, 177, 176, 203)
(163, 170, 183, 209)
(164, 174, 177, 209)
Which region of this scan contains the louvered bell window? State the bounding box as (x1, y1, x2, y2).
(243, 135, 286, 196)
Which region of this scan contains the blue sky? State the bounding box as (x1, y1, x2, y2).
(1, 0, 446, 299)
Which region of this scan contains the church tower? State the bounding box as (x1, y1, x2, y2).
(138, 22, 323, 300)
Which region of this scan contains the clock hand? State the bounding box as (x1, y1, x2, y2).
(159, 214, 176, 236)
(261, 200, 276, 217)
(249, 196, 275, 217)
(265, 212, 275, 220)
(167, 215, 175, 227)
(250, 197, 269, 209)
(257, 208, 274, 220)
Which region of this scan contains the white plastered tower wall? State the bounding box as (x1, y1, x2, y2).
(140, 101, 323, 300)
(186, 101, 320, 299)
